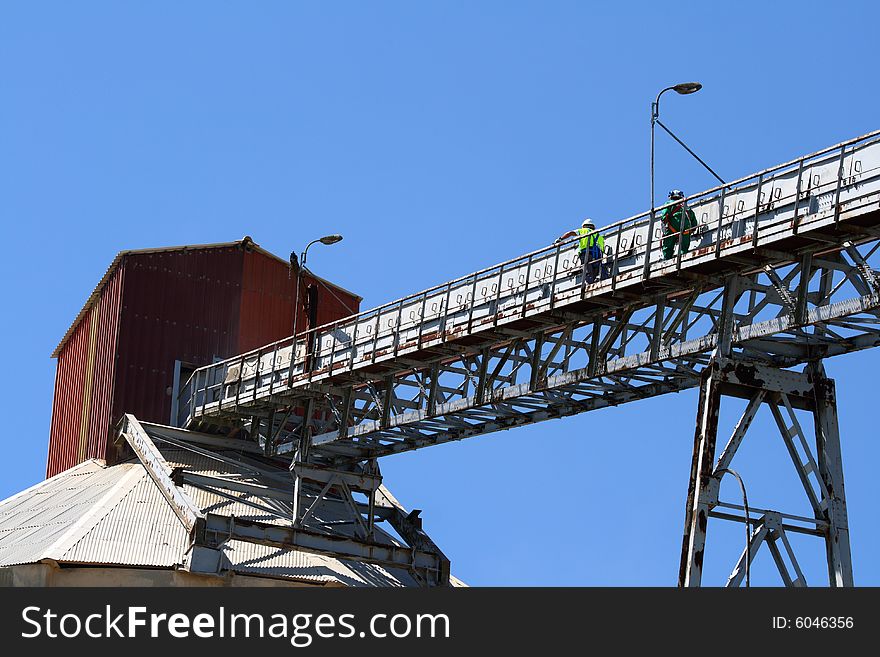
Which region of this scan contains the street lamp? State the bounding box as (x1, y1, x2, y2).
(646, 81, 724, 276)
(289, 234, 344, 381)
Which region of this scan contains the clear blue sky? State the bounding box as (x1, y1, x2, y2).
(1, 1, 877, 585)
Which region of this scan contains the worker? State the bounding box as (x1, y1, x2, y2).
(556, 218, 606, 283)
(661, 189, 697, 260)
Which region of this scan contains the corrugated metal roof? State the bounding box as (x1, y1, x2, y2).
(222, 541, 418, 587)
(61, 472, 185, 568)
(52, 237, 362, 358)
(0, 434, 429, 586)
(0, 460, 131, 567)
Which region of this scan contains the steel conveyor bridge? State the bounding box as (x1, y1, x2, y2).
(160, 130, 880, 586)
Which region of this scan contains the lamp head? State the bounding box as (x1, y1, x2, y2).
(672, 82, 702, 95)
(319, 234, 343, 245)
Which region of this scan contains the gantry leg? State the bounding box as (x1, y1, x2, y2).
(678, 357, 854, 587)
(808, 363, 854, 587)
(678, 362, 723, 587)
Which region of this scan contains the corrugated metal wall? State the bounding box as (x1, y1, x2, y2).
(47, 265, 124, 477)
(109, 247, 245, 462)
(86, 264, 123, 466)
(49, 242, 361, 475)
(48, 304, 91, 476)
(87, 264, 124, 467)
(303, 271, 361, 329)
(239, 249, 295, 353)
(238, 250, 361, 352)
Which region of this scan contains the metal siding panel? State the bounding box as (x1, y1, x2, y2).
(306, 271, 361, 327)
(88, 263, 123, 464)
(238, 250, 294, 352)
(238, 250, 361, 352)
(77, 303, 100, 462)
(47, 308, 91, 477)
(111, 248, 244, 449)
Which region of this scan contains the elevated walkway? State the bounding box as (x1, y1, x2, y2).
(179, 131, 880, 463)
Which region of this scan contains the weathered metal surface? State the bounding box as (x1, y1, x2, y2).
(61, 470, 186, 568)
(47, 305, 92, 476)
(292, 462, 382, 492)
(88, 261, 124, 464)
(144, 421, 265, 455)
(112, 247, 245, 434)
(679, 364, 722, 587)
(239, 250, 360, 354)
(238, 249, 362, 355)
(47, 263, 124, 477)
(239, 248, 295, 354)
(0, 458, 183, 569)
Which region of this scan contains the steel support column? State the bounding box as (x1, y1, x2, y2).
(679, 360, 723, 587)
(678, 357, 854, 587)
(807, 362, 854, 587)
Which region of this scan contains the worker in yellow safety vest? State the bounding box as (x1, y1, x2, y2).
(556, 218, 607, 283)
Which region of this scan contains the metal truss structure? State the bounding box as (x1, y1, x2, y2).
(173, 131, 880, 586)
(116, 415, 450, 585)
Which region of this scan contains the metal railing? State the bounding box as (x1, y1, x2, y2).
(178, 130, 880, 426)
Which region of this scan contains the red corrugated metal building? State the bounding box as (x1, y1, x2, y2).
(47, 237, 360, 477)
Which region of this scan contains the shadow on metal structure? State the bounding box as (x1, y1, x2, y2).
(115, 415, 451, 586)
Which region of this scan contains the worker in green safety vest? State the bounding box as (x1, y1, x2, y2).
(661, 189, 698, 260)
(556, 218, 607, 283)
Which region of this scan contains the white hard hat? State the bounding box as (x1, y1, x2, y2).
(582, 218, 595, 228)
(668, 189, 684, 200)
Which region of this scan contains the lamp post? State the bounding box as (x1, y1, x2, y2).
(289, 234, 343, 381)
(646, 82, 724, 276)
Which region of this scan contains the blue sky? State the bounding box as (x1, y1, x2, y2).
(1, 1, 878, 585)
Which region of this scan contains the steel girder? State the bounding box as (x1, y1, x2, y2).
(678, 358, 853, 587)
